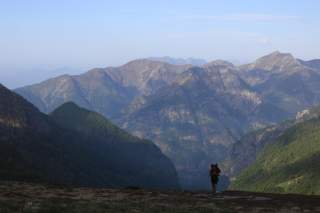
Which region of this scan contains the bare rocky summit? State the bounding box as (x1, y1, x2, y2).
(148, 56, 207, 66)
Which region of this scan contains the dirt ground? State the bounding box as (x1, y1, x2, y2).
(0, 181, 319, 213)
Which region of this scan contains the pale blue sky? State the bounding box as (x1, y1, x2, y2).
(0, 0, 319, 88)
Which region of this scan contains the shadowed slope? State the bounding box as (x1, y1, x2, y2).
(50, 102, 179, 189)
(0, 84, 179, 189)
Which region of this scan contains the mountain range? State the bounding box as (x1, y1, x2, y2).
(239, 51, 320, 115)
(0, 84, 178, 189)
(15, 51, 320, 189)
(148, 56, 207, 66)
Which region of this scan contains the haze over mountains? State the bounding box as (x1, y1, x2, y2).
(15, 51, 320, 190)
(148, 57, 207, 66)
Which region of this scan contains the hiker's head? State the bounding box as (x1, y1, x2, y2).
(211, 163, 218, 168)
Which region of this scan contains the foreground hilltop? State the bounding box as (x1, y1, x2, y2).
(0, 181, 319, 213)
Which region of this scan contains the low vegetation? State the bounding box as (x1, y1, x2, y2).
(1, 181, 320, 213)
(232, 118, 320, 195)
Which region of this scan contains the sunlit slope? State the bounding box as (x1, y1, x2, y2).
(232, 118, 320, 195)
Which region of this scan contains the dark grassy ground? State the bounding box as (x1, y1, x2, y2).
(0, 181, 319, 213)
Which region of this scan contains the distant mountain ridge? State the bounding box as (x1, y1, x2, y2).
(0, 84, 179, 189)
(16, 60, 192, 119)
(148, 56, 207, 66)
(240, 51, 300, 73)
(15, 51, 320, 190)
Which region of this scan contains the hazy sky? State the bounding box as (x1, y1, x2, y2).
(1, 0, 319, 88)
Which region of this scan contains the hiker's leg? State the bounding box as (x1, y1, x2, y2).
(212, 183, 216, 193)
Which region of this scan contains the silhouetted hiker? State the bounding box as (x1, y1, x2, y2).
(209, 163, 221, 194)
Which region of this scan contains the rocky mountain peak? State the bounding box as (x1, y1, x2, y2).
(204, 60, 235, 69)
(249, 51, 300, 71)
(148, 56, 207, 66)
(105, 59, 192, 95)
(122, 59, 167, 70)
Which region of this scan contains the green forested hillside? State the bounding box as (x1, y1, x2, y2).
(232, 118, 320, 195)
